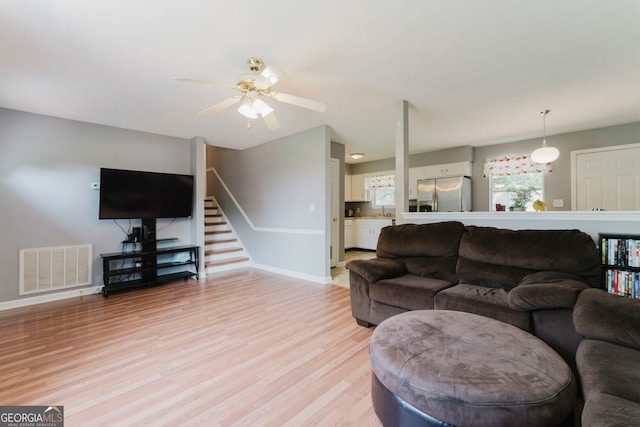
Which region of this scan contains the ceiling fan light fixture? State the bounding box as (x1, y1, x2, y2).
(237, 99, 257, 119)
(256, 66, 280, 87)
(350, 153, 364, 160)
(531, 109, 559, 164)
(252, 98, 273, 116)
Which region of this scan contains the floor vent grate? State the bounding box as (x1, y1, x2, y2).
(19, 244, 92, 295)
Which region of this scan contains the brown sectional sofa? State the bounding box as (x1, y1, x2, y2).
(347, 221, 602, 370)
(573, 288, 640, 426)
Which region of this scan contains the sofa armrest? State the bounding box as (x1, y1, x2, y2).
(508, 271, 589, 311)
(346, 258, 406, 283)
(574, 288, 640, 350)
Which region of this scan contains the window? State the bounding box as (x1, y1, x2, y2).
(368, 174, 395, 208)
(484, 154, 550, 211)
(490, 173, 543, 211)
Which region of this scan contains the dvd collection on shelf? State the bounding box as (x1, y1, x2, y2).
(600, 234, 640, 299)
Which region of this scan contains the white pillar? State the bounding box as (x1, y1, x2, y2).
(395, 100, 409, 213)
(190, 136, 206, 278)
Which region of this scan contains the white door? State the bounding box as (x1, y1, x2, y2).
(573, 144, 640, 210)
(330, 158, 339, 268)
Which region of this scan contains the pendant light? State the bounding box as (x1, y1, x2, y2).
(531, 109, 559, 164)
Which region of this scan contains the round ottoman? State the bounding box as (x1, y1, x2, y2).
(370, 310, 576, 427)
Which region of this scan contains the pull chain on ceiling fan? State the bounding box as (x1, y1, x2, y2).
(175, 57, 326, 130)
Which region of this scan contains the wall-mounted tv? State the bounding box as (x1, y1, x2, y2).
(99, 168, 194, 219)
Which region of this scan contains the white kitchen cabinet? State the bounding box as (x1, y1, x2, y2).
(344, 219, 354, 249)
(355, 218, 392, 250)
(423, 162, 472, 179)
(349, 174, 370, 202)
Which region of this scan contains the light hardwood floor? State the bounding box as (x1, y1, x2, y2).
(331, 250, 376, 288)
(0, 269, 382, 427)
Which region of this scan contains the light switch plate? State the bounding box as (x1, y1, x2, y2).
(90, 182, 100, 190)
(553, 199, 564, 207)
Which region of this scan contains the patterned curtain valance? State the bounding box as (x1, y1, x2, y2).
(368, 174, 395, 189)
(483, 154, 552, 177)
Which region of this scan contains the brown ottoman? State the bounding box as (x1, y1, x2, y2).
(370, 310, 576, 427)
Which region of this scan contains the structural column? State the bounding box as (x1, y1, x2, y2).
(395, 100, 409, 213)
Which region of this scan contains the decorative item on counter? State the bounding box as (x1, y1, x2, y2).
(495, 203, 506, 211)
(533, 200, 546, 211)
(510, 187, 536, 211)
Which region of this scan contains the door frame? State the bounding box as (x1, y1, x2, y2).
(330, 158, 340, 268)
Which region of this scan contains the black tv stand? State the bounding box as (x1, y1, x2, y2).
(100, 219, 199, 297)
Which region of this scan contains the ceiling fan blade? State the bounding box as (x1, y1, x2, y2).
(271, 92, 326, 112)
(174, 77, 236, 89)
(253, 66, 283, 90)
(262, 111, 281, 130)
(198, 96, 242, 117)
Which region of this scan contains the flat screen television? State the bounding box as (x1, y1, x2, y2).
(99, 168, 194, 219)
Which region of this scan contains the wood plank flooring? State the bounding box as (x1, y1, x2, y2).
(0, 269, 381, 427)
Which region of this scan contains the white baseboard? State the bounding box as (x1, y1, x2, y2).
(251, 263, 332, 285)
(0, 285, 103, 312)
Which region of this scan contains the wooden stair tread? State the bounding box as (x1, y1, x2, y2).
(205, 247, 243, 256)
(205, 256, 250, 267)
(205, 238, 237, 245)
(205, 230, 232, 235)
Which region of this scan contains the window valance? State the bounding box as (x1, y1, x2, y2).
(483, 154, 552, 177)
(368, 174, 395, 189)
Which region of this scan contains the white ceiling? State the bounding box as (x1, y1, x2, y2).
(2, 1, 640, 163)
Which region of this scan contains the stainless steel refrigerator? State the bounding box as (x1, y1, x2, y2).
(417, 176, 472, 212)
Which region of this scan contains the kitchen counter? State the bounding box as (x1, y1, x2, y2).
(398, 211, 640, 242)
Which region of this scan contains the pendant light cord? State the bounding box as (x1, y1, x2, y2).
(539, 109, 550, 146)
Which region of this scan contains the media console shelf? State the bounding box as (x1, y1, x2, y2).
(100, 244, 199, 297)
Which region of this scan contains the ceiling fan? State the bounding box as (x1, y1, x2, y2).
(175, 57, 326, 130)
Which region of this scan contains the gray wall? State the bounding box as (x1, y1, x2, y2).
(0, 108, 197, 303)
(473, 122, 640, 211)
(207, 125, 331, 279)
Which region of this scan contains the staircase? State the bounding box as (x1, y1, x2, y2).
(204, 198, 250, 274)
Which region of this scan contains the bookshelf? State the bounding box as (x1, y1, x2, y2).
(599, 233, 640, 298)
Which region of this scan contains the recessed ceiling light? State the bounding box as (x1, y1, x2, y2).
(350, 153, 364, 160)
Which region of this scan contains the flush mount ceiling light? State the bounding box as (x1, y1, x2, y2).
(350, 153, 364, 160)
(531, 109, 560, 164)
(174, 57, 326, 130)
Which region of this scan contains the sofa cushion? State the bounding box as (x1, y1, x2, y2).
(580, 392, 640, 427)
(434, 284, 531, 331)
(371, 274, 453, 310)
(456, 226, 602, 288)
(376, 221, 465, 259)
(574, 288, 640, 349)
(508, 271, 589, 310)
(577, 339, 640, 403)
(401, 256, 458, 281)
(455, 257, 529, 290)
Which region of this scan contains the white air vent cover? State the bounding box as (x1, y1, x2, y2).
(19, 244, 92, 295)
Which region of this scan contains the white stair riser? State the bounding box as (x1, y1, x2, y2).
(205, 261, 251, 274)
(205, 217, 224, 224)
(205, 241, 239, 250)
(205, 224, 229, 232)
